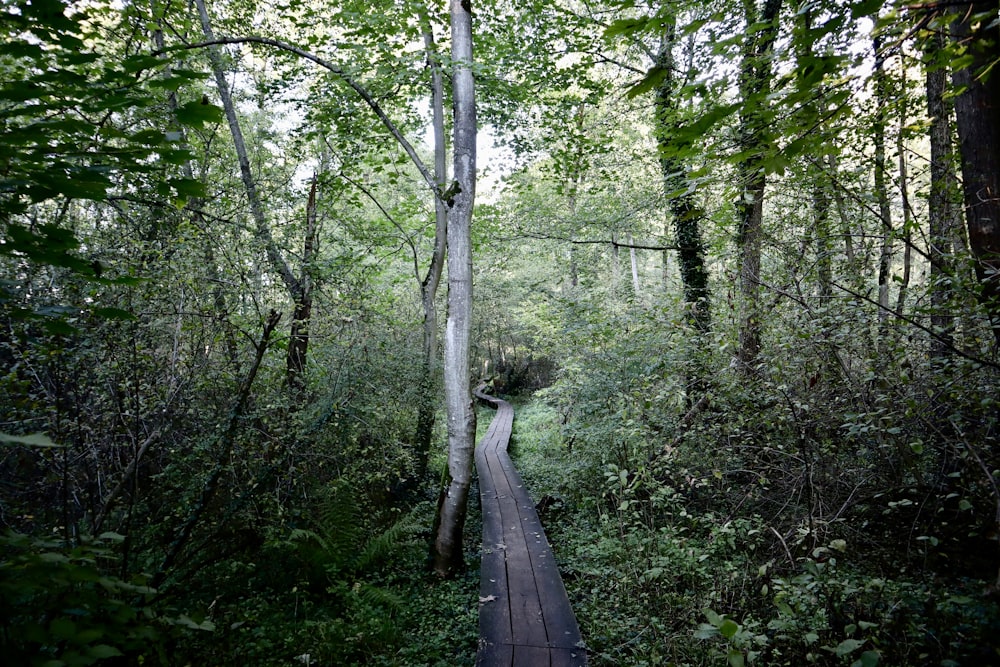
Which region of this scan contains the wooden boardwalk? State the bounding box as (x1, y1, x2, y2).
(474, 388, 587, 667)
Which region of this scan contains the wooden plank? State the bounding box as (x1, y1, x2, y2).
(549, 647, 588, 667)
(512, 644, 551, 667)
(476, 641, 513, 667)
(479, 548, 512, 646)
(492, 471, 547, 647)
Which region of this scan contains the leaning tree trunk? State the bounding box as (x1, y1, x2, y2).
(951, 1, 1000, 345)
(433, 0, 477, 577)
(196, 0, 311, 393)
(735, 0, 782, 372)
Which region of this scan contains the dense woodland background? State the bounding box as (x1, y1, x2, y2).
(2, 0, 1000, 665)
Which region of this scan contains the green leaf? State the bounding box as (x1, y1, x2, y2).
(169, 176, 206, 199)
(175, 100, 224, 128)
(703, 608, 724, 626)
(97, 532, 126, 542)
(728, 649, 745, 667)
(833, 638, 864, 657)
(86, 645, 123, 659)
(720, 619, 740, 639)
(604, 17, 650, 39)
(50, 617, 76, 640)
(91, 307, 136, 321)
(0, 432, 63, 448)
(851, 650, 880, 667)
(626, 65, 669, 99)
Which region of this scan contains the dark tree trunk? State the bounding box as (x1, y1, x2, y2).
(654, 16, 710, 334)
(925, 29, 958, 357)
(286, 177, 318, 394)
(735, 0, 783, 372)
(872, 34, 893, 343)
(413, 8, 449, 481)
(951, 1, 1000, 344)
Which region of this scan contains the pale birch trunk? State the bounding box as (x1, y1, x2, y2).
(433, 0, 477, 576)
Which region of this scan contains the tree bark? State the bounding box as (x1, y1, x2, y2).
(951, 1, 1000, 344)
(433, 0, 477, 577)
(287, 176, 318, 393)
(895, 92, 913, 319)
(628, 232, 640, 296)
(925, 28, 957, 357)
(655, 19, 710, 333)
(414, 9, 450, 480)
(735, 0, 782, 372)
(873, 34, 894, 341)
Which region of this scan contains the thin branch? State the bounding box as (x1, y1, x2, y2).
(830, 279, 1000, 370)
(335, 170, 421, 282)
(510, 229, 681, 251)
(162, 37, 442, 202)
(91, 428, 162, 535)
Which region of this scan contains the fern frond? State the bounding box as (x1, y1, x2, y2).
(286, 528, 329, 551)
(314, 480, 362, 572)
(352, 581, 404, 612)
(352, 514, 418, 573)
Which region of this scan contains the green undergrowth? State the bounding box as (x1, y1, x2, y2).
(508, 395, 1000, 667)
(0, 490, 480, 667)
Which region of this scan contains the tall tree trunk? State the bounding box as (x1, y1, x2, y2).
(895, 93, 913, 319)
(797, 8, 831, 303)
(828, 156, 858, 273)
(433, 0, 477, 577)
(873, 34, 894, 342)
(611, 231, 621, 295)
(412, 8, 449, 480)
(287, 176, 318, 393)
(628, 233, 640, 296)
(925, 29, 957, 357)
(813, 182, 832, 299)
(655, 20, 710, 333)
(735, 0, 782, 372)
(951, 1, 1000, 345)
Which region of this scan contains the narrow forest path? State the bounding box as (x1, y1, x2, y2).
(473, 387, 587, 667)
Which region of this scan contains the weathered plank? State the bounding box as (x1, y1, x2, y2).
(474, 387, 587, 666)
(476, 642, 513, 667)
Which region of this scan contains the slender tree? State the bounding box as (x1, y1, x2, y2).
(414, 7, 450, 478)
(735, 0, 783, 371)
(195, 0, 316, 393)
(433, 0, 477, 576)
(872, 33, 894, 342)
(654, 10, 710, 334)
